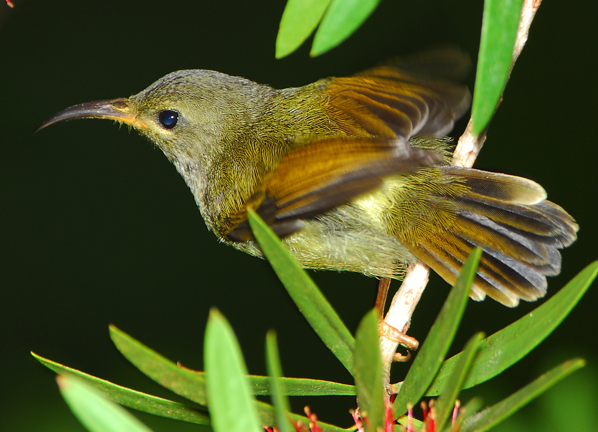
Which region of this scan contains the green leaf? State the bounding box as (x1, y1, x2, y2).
(57, 374, 153, 432)
(109, 325, 207, 404)
(34, 352, 346, 432)
(276, 0, 331, 59)
(462, 358, 586, 432)
(393, 248, 481, 415)
(248, 210, 355, 374)
(203, 313, 347, 432)
(266, 331, 293, 432)
(311, 0, 381, 57)
(110, 325, 355, 398)
(204, 309, 262, 432)
(353, 310, 386, 432)
(33, 352, 210, 425)
(471, 0, 524, 134)
(433, 332, 484, 432)
(426, 261, 598, 395)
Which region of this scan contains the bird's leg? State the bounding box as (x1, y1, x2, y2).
(375, 277, 419, 362)
(374, 277, 391, 317)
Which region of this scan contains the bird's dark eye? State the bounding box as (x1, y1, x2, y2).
(158, 110, 179, 129)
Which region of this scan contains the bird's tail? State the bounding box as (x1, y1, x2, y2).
(399, 166, 578, 306)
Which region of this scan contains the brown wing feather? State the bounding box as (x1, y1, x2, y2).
(324, 48, 471, 140)
(226, 137, 441, 241)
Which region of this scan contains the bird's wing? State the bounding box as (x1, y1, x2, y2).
(323, 47, 471, 140)
(226, 136, 440, 241)
(226, 48, 470, 242)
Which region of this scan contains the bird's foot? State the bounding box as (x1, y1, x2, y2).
(378, 320, 419, 362)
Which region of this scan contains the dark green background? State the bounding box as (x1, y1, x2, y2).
(2, 1, 597, 431)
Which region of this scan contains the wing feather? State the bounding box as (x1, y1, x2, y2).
(324, 48, 471, 140)
(226, 137, 440, 241)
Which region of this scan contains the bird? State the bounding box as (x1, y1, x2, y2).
(38, 48, 577, 307)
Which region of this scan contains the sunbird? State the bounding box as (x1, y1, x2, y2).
(39, 49, 577, 307)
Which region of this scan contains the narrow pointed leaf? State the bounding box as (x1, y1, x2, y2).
(34, 352, 347, 432)
(204, 309, 262, 432)
(426, 261, 598, 395)
(33, 352, 210, 425)
(354, 310, 385, 432)
(276, 0, 331, 58)
(205, 316, 348, 432)
(109, 325, 207, 404)
(471, 0, 524, 134)
(248, 210, 355, 373)
(393, 249, 481, 415)
(462, 358, 586, 432)
(266, 331, 292, 432)
(311, 0, 381, 57)
(434, 332, 484, 432)
(110, 325, 355, 398)
(57, 374, 153, 432)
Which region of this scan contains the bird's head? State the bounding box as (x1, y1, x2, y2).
(38, 70, 271, 190)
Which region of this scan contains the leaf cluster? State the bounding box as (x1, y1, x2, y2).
(34, 213, 596, 431)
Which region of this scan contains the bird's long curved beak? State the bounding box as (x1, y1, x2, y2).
(36, 98, 143, 132)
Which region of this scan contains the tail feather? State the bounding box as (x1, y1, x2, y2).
(456, 210, 558, 269)
(401, 168, 578, 306)
(405, 234, 523, 305)
(459, 195, 566, 241)
(531, 201, 579, 246)
(476, 245, 548, 299)
(443, 166, 547, 204)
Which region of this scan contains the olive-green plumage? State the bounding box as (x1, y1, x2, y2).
(39, 49, 577, 306)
